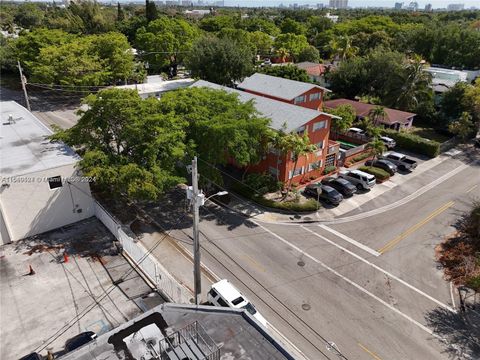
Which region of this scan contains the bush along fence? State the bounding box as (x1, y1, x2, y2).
(359, 166, 390, 183)
(94, 201, 193, 304)
(382, 129, 440, 158)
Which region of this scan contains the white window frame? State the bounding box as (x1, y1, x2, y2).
(296, 125, 306, 134)
(313, 121, 326, 132)
(294, 95, 306, 104)
(309, 93, 320, 101)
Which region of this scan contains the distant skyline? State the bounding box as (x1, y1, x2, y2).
(221, 0, 478, 8)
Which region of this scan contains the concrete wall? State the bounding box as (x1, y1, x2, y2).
(0, 205, 10, 245)
(0, 164, 95, 242)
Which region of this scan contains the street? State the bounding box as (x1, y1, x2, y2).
(162, 152, 480, 360)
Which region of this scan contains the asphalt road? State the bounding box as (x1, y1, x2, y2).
(181, 152, 479, 360)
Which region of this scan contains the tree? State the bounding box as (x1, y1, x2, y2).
(68, 1, 114, 34)
(306, 16, 333, 41)
(273, 33, 309, 61)
(14, 3, 44, 28)
(326, 35, 358, 61)
(51, 89, 187, 200)
(279, 18, 307, 35)
(240, 17, 280, 36)
(135, 16, 199, 75)
(281, 132, 317, 196)
(199, 15, 237, 32)
(117, 2, 125, 22)
(369, 106, 387, 127)
(448, 112, 476, 142)
(297, 45, 320, 63)
(366, 136, 386, 161)
(158, 87, 271, 184)
(326, 104, 356, 133)
(248, 31, 273, 57)
(186, 36, 253, 86)
(145, 0, 157, 22)
(260, 64, 310, 83)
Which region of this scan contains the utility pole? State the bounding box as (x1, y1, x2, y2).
(17, 61, 31, 111)
(192, 156, 201, 305)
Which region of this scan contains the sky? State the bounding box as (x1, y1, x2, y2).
(223, 0, 479, 8)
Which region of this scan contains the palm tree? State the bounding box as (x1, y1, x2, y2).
(367, 137, 386, 162)
(369, 106, 387, 127)
(327, 35, 358, 62)
(386, 57, 433, 111)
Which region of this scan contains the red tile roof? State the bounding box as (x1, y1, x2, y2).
(324, 99, 416, 125)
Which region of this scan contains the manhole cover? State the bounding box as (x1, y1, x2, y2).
(302, 303, 311, 311)
(297, 260, 305, 267)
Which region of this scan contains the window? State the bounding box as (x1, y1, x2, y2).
(294, 95, 306, 104)
(313, 121, 326, 132)
(232, 297, 245, 306)
(208, 289, 218, 298)
(48, 176, 62, 190)
(316, 140, 324, 149)
(309, 93, 320, 101)
(293, 167, 303, 176)
(308, 160, 322, 172)
(217, 297, 229, 307)
(296, 125, 306, 134)
(269, 167, 278, 176)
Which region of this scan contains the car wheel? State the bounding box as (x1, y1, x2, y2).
(356, 184, 362, 190)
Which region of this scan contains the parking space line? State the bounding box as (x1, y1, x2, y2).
(377, 201, 454, 254)
(318, 225, 381, 257)
(301, 226, 455, 313)
(358, 342, 382, 360)
(252, 219, 447, 339)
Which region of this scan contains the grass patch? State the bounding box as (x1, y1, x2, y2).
(410, 126, 451, 143)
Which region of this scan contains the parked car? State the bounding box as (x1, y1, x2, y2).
(65, 331, 97, 353)
(379, 136, 396, 149)
(304, 183, 343, 205)
(338, 170, 376, 190)
(380, 152, 417, 171)
(208, 279, 268, 327)
(321, 177, 357, 197)
(364, 159, 397, 176)
(19, 353, 43, 360)
(346, 127, 365, 136)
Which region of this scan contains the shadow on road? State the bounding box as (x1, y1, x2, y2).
(425, 307, 480, 359)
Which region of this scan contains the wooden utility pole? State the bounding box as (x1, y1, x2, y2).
(192, 156, 201, 305)
(17, 61, 31, 111)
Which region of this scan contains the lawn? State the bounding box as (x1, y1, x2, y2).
(410, 126, 451, 143)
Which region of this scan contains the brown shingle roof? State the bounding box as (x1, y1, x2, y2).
(324, 99, 416, 125)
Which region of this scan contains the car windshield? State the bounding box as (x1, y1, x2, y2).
(242, 302, 257, 315)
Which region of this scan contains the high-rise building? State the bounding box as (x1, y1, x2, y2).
(394, 2, 403, 9)
(407, 1, 418, 10)
(329, 0, 348, 9)
(424, 3, 432, 11)
(447, 3, 464, 10)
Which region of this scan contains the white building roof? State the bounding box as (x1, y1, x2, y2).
(116, 77, 195, 96)
(191, 80, 337, 133)
(237, 73, 330, 101)
(0, 101, 80, 177)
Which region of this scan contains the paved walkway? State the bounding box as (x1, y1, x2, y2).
(217, 147, 473, 224)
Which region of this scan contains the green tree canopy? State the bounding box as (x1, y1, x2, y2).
(14, 3, 44, 28)
(199, 15, 237, 32)
(297, 45, 320, 63)
(279, 18, 307, 35)
(260, 64, 310, 83)
(273, 33, 309, 61)
(186, 35, 254, 86)
(325, 104, 356, 133)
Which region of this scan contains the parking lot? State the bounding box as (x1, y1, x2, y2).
(0, 218, 162, 359)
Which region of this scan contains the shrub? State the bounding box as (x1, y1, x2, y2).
(359, 166, 390, 181)
(244, 173, 282, 195)
(382, 129, 440, 158)
(231, 182, 320, 212)
(323, 165, 337, 175)
(466, 275, 480, 292)
(351, 152, 371, 163)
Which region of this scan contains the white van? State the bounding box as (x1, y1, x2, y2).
(207, 279, 268, 328)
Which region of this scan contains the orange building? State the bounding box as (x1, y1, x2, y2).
(192, 80, 339, 184)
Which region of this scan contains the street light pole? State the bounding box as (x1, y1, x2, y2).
(192, 156, 201, 305)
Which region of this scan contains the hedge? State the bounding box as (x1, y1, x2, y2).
(359, 166, 390, 181)
(231, 182, 321, 212)
(351, 152, 371, 163)
(381, 129, 440, 158)
(323, 165, 337, 175)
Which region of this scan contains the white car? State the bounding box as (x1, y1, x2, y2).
(208, 279, 268, 328)
(347, 127, 365, 135)
(379, 136, 396, 149)
(338, 170, 376, 190)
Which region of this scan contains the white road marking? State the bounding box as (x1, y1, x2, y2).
(302, 226, 456, 313)
(450, 282, 456, 309)
(324, 162, 471, 224)
(318, 225, 381, 257)
(251, 219, 444, 339)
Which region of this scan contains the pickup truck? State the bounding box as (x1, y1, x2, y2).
(380, 152, 417, 171)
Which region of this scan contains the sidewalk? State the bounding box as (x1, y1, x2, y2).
(218, 148, 472, 224)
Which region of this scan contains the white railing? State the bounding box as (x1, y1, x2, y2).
(94, 201, 193, 304)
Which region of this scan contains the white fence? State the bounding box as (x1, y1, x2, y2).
(94, 201, 193, 304)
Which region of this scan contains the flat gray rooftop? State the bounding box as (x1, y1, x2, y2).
(59, 303, 294, 360)
(0, 101, 80, 177)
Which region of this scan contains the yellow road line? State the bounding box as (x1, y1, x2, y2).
(358, 342, 382, 360)
(378, 201, 455, 254)
(466, 184, 478, 193)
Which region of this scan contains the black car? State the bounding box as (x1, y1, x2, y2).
(365, 159, 397, 176)
(65, 331, 97, 352)
(321, 177, 357, 197)
(19, 353, 42, 360)
(304, 184, 343, 205)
